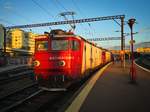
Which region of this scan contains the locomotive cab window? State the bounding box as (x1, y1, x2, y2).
(36, 41, 48, 51)
(51, 40, 69, 50)
(71, 40, 79, 50)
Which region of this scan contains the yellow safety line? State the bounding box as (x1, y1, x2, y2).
(65, 63, 112, 112)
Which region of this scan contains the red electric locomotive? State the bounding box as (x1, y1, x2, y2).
(33, 29, 112, 90)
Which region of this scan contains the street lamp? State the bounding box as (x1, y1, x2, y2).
(128, 18, 136, 83)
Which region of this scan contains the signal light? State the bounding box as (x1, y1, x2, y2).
(58, 60, 65, 66)
(33, 60, 40, 67)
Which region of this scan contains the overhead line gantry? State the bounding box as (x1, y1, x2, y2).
(6, 15, 125, 29)
(87, 37, 121, 41)
(4, 15, 125, 51)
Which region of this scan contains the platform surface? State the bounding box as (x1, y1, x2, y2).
(66, 61, 150, 112)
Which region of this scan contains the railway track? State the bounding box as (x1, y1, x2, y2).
(0, 70, 34, 86)
(0, 65, 103, 112)
(0, 66, 33, 80)
(135, 54, 150, 69)
(6, 74, 92, 112)
(0, 69, 37, 103)
(0, 70, 34, 85)
(0, 83, 41, 112)
(8, 90, 67, 112)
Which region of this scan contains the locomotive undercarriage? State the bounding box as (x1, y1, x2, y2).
(36, 74, 73, 91)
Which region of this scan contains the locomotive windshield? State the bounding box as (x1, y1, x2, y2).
(36, 41, 48, 51)
(51, 40, 69, 50)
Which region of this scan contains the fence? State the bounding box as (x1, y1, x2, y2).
(6, 56, 33, 66)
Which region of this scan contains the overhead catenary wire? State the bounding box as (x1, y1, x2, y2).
(0, 0, 34, 24)
(0, 18, 15, 25)
(2, 5, 33, 24)
(71, 0, 95, 38)
(71, 0, 87, 36)
(71, 0, 86, 17)
(31, 0, 54, 19)
(49, 0, 63, 21)
(4, 3, 34, 24)
(53, 0, 76, 30)
(54, 0, 68, 12)
(51, 0, 62, 12)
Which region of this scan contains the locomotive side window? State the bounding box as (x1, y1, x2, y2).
(36, 41, 48, 51)
(51, 40, 69, 50)
(71, 40, 79, 50)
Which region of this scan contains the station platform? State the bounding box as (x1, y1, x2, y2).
(66, 61, 150, 112)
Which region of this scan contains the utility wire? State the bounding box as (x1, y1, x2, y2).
(53, 0, 75, 30)
(7, 8, 34, 24)
(71, 0, 87, 34)
(45, 0, 70, 22)
(51, 0, 63, 12)
(54, 0, 68, 12)
(71, 0, 86, 17)
(71, 0, 95, 38)
(0, 1, 32, 24)
(31, 0, 54, 19)
(0, 18, 15, 25)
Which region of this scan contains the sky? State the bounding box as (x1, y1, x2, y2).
(0, 0, 150, 48)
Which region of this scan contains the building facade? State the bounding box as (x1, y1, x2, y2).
(24, 32, 38, 53)
(10, 28, 24, 49)
(6, 29, 38, 54)
(137, 47, 150, 53)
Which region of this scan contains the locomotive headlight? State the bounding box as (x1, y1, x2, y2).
(33, 60, 40, 67)
(58, 60, 65, 66)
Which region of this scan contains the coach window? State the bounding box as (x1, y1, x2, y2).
(36, 41, 48, 51)
(71, 40, 79, 50)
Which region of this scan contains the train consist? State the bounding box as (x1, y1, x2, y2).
(33, 29, 112, 90)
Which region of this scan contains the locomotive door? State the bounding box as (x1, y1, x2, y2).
(102, 51, 106, 64)
(84, 44, 86, 74)
(90, 45, 93, 69)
